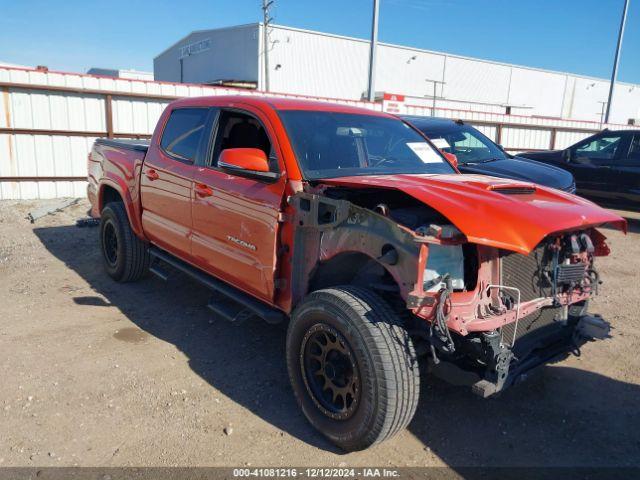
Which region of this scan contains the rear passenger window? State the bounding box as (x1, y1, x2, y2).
(160, 108, 209, 162)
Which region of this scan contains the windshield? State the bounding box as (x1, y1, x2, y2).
(416, 123, 507, 164)
(279, 111, 456, 179)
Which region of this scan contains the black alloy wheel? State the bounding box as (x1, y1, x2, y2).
(300, 323, 360, 420)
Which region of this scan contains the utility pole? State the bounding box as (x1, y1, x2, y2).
(604, 0, 630, 124)
(598, 100, 608, 128)
(367, 0, 380, 102)
(262, 0, 274, 92)
(425, 78, 446, 116)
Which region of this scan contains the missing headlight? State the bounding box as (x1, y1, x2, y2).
(424, 244, 465, 292)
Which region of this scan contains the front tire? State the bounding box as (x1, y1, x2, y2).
(100, 202, 149, 282)
(286, 286, 420, 451)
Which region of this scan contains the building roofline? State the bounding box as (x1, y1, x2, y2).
(152, 21, 639, 87)
(154, 23, 260, 60)
(269, 23, 639, 88)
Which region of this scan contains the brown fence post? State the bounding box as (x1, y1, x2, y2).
(105, 94, 114, 139)
(550, 128, 557, 150)
(496, 123, 503, 145)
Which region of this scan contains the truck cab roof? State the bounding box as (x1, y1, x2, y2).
(169, 95, 394, 117)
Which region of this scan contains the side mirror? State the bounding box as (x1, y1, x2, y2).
(442, 151, 458, 169)
(218, 148, 280, 182)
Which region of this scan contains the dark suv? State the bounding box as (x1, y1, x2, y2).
(403, 116, 576, 193)
(519, 129, 640, 211)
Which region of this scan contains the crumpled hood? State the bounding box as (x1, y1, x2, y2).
(321, 174, 626, 254)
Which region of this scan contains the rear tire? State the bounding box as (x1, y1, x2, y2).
(100, 202, 149, 282)
(286, 286, 420, 451)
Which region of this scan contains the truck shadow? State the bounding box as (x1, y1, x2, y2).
(34, 224, 337, 452)
(411, 366, 639, 467)
(34, 225, 640, 465)
(604, 208, 640, 234)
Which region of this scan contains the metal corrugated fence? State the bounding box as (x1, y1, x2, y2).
(0, 66, 634, 199)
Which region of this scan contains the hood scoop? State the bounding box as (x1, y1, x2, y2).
(488, 184, 537, 195)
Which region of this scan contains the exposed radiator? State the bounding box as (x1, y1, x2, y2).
(501, 306, 561, 346)
(501, 244, 554, 302)
(500, 245, 560, 346)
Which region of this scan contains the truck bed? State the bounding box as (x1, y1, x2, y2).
(87, 138, 150, 221)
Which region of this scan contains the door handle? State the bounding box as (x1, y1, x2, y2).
(194, 183, 214, 198)
(145, 169, 160, 181)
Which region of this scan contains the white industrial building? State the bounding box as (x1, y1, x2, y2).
(154, 23, 640, 125)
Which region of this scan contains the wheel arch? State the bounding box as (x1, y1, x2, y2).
(308, 251, 401, 295)
(98, 178, 146, 240)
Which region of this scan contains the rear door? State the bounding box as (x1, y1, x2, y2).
(567, 132, 627, 201)
(190, 107, 286, 303)
(140, 107, 212, 258)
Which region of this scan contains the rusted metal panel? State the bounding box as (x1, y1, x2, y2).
(0, 133, 95, 199)
(7, 88, 105, 133)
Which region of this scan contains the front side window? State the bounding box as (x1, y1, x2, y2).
(279, 111, 455, 180)
(573, 134, 623, 163)
(160, 108, 209, 162)
(210, 110, 276, 170)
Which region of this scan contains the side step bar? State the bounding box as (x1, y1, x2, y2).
(148, 246, 285, 325)
(207, 296, 255, 324)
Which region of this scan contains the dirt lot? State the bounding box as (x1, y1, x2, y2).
(0, 198, 639, 468)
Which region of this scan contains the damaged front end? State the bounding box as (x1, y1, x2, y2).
(409, 227, 613, 397)
(286, 177, 625, 398)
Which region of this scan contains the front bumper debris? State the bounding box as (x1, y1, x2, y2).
(428, 314, 611, 398)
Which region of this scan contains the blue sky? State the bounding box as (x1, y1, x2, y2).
(0, 0, 638, 83)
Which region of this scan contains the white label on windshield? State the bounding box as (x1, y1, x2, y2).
(430, 137, 450, 149)
(407, 142, 443, 164)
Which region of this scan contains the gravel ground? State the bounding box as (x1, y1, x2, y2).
(0, 198, 639, 468)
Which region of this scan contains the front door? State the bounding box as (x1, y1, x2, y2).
(190, 107, 286, 303)
(567, 132, 627, 201)
(607, 132, 640, 206)
(140, 107, 211, 259)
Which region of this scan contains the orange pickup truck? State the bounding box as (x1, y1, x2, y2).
(88, 95, 625, 451)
